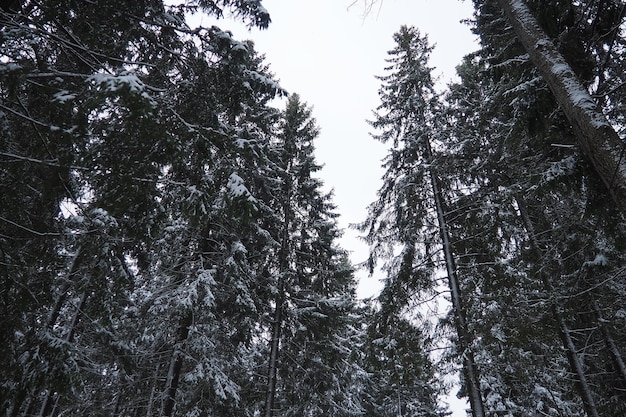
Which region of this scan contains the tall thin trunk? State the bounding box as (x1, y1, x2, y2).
(592, 301, 626, 383)
(11, 251, 82, 417)
(264, 224, 290, 417)
(425, 139, 486, 417)
(497, 0, 626, 213)
(145, 363, 161, 417)
(46, 249, 81, 331)
(39, 292, 88, 417)
(161, 310, 192, 417)
(553, 306, 600, 417)
(264, 281, 284, 417)
(515, 197, 600, 417)
(264, 156, 294, 417)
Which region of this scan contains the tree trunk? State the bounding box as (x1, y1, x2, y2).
(553, 306, 600, 417)
(39, 292, 87, 417)
(264, 157, 295, 417)
(425, 139, 486, 417)
(161, 310, 192, 417)
(515, 196, 600, 417)
(592, 301, 626, 384)
(264, 225, 290, 417)
(10, 251, 83, 417)
(497, 0, 626, 214)
(144, 363, 161, 417)
(264, 282, 284, 417)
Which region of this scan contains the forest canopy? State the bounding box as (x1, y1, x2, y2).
(2, 1, 626, 417)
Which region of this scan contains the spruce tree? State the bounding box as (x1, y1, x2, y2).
(442, 2, 626, 415)
(360, 25, 467, 417)
(259, 94, 367, 417)
(1, 1, 280, 415)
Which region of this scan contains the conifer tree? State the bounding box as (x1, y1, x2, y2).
(443, 2, 626, 415)
(361, 25, 473, 417)
(259, 94, 367, 417)
(496, 0, 626, 213)
(1, 1, 280, 415)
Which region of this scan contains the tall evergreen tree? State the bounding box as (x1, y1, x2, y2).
(360, 25, 467, 417)
(440, 1, 626, 415)
(258, 94, 367, 417)
(1, 1, 281, 415)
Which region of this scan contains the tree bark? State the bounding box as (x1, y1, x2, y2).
(264, 216, 290, 417)
(264, 282, 284, 417)
(425, 139, 486, 417)
(592, 301, 626, 384)
(144, 363, 161, 417)
(515, 196, 600, 417)
(264, 154, 295, 417)
(10, 250, 83, 417)
(497, 0, 626, 214)
(39, 292, 88, 417)
(161, 310, 192, 417)
(553, 306, 600, 417)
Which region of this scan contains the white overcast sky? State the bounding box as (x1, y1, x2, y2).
(215, 2, 478, 414)
(218, 0, 478, 293)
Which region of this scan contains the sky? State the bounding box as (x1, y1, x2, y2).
(217, 0, 478, 294)
(214, 1, 478, 414)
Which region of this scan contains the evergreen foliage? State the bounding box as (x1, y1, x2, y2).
(4, 1, 626, 417)
(359, 25, 461, 417)
(360, 3, 626, 417)
(0, 3, 368, 417)
(256, 94, 368, 417)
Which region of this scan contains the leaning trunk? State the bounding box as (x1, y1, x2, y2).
(497, 0, 626, 213)
(39, 292, 88, 417)
(515, 196, 600, 417)
(553, 306, 600, 417)
(425, 139, 486, 417)
(161, 310, 192, 417)
(592, 301, 626, 384)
